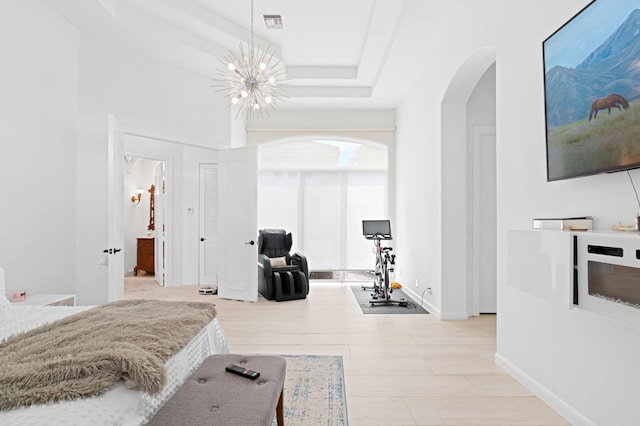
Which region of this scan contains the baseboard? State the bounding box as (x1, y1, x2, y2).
(401, 287, 440, 317)
(400, 287, 471, 319)
(495, 353, 595, 426)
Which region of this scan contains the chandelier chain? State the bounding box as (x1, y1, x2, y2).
(250, 0, 254, 49)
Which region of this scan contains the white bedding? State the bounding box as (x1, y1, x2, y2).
(0, 303, 230, 425)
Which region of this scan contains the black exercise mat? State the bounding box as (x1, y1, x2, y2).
(350, 285, 430, 314)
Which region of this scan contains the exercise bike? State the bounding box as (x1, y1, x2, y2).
(362, 220, 408, 307)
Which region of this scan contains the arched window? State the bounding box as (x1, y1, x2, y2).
(258, 138, 389, 271)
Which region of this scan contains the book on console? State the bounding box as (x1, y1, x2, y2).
(532, 217, 593, 230)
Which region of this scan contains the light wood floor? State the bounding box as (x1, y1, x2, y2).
(125, 276, 569, 426)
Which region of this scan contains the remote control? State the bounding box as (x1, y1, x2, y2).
(225, 364, 260, 380)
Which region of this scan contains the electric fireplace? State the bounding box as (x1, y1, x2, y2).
(588, 261, 640, 309)
(575, 233, 640, 328)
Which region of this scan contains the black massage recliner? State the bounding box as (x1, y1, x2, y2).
(257, 229, 309, 301)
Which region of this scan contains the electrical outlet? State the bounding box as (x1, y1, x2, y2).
(427, 287, 432, 295)
(415, 279, 419, 288)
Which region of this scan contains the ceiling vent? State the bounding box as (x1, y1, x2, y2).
(263, 14, 283, 30)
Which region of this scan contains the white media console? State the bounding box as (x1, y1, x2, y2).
(503, 229, 640, 425)
(508, 229, 640, 329)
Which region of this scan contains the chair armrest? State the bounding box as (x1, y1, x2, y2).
(291, 253, 309, 295)
(258, 253, 273, 276)
(291, 252, 308, 276)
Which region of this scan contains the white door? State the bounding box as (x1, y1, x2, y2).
(218, 147, 258, 302)
(154, 162, 166, 286)
(199, 164, 219, 285)
(472, 125, 497, 314)
(107, 114, 125, 301)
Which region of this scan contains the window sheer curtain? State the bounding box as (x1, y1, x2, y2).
(258, 140, 388, 271)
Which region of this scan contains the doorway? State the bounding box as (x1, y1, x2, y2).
(440, 48, 496, 318)
(471, 124, 496, 314)
(257, 138, 390, 271)
(123, 156, 167, 287)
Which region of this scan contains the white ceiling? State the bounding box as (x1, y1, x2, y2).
(45, 0, 430, 109)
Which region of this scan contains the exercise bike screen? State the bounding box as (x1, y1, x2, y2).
(362, 220, 392, 240)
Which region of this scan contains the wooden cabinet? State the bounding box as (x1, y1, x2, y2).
(134, 237, 155, 276)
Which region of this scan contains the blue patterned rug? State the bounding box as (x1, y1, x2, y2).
(272, 355, 348, 426)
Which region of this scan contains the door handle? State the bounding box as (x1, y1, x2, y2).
(245, 240, 255, 245)
(201, 237, 206, 242)
(103, 248, 121, 254)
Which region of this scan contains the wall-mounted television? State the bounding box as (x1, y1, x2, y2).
(543, 0, 640, 181)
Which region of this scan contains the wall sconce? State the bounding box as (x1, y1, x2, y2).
(131, 189, 145, 206)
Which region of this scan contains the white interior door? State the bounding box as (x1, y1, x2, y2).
(199, 164, 219, 285)
(218, 147, 257, 302)
(154, 163, 166, 286)
(107, 114, 125, 301)
(472, 125, 497, 314)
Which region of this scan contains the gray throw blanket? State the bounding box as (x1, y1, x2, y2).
(0, 299, 217, 410)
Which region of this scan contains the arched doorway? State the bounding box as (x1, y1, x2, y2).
(257, 137, 391, 272)
(440, 47, 497, 317)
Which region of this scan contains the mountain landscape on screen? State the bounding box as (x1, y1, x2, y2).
(545, 8, 640, 129)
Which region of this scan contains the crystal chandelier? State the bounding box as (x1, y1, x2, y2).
(215, 0, 287, 119)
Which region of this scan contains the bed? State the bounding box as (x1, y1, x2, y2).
(0, 268, 230, 425)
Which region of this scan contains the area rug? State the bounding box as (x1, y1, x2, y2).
(350, 285, 430, 314)
(273, 355, 348, 426)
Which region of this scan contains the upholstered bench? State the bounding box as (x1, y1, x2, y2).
(148, 354, 287, 426)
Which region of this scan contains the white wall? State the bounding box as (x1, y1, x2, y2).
(74, 35, 229, 304)
(467, 64, 496, 127)
(247, 108, 396, 134)
(78, 35, 229, 150)
(497, 1, 640, 424)
(0, 2, 232, 303)
(395, 2, 500, 318)
(0, 1, 78, 297)
(396, 0, 639, 423)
